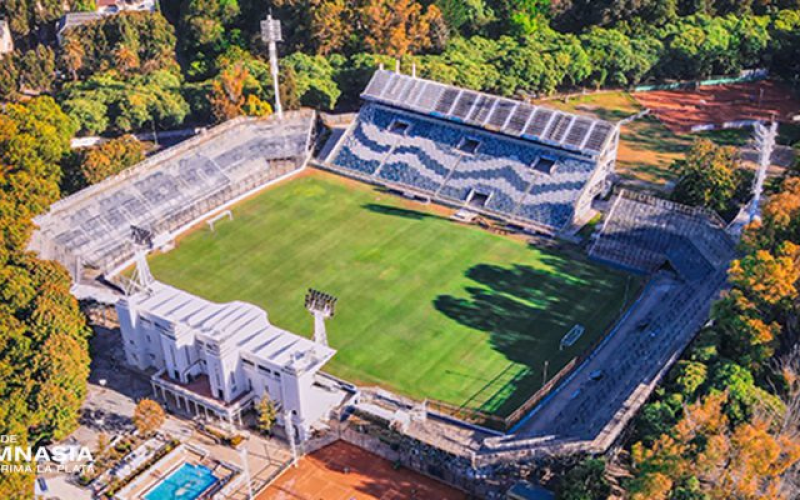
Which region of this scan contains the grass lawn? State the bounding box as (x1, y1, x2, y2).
(149, 171, 637, 417)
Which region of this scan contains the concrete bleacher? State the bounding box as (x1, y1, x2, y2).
(590, 190, 736, 280)
(30, 111, 316, 279)
(330, 101, 607, 233)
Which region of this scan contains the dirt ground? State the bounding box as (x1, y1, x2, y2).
(539, 92, 690, 187)
(259, 441, 467, 500)
(633, 80, 800, 134)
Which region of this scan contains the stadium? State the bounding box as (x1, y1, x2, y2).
(30, 69, 735, 468)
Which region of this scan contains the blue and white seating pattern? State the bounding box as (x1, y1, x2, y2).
(331, 104, 599, 231)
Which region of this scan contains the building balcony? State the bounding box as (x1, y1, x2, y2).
(151, 369, 255, 425)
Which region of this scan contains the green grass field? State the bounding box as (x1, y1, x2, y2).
(149, 171, 637, 416)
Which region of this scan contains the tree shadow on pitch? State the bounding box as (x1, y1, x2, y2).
(433, 261, 623, 416)
(362, 203, 444, 221)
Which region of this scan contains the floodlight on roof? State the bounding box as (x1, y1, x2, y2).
(130, 225, 154, 248)
(305, 289, 337, 346)
(305, 288, 337, 317)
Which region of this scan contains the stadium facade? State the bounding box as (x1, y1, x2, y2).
(117, 280, 345, 440)
(328, 70, 619, 233)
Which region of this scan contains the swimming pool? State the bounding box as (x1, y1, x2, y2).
(144, 463, 218, 500)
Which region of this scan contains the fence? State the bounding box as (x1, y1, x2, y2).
(336, 423, 502, 498)
(633, 69, 769, 93)
(690, 119, 760, 133)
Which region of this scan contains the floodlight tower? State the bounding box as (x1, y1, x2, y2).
(127, 225, 155, 294)
(260, 13, 283, 119)
(305, 289, 337, 347)
(750, 121, 778, 222)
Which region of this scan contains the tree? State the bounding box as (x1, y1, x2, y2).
(18, 46, 56, 94)
(133, 399, 166, 436)
(256, 397, 278, 435)
(62, 98, 110, 136)
(0, 98, 88, 498)
(361, 0, 446, 57)
(753, 177, 800, 251)
(580, 27, 660, 87)
(280, 66, 301, 111)
(58, 12, 178, 80)
(283, 53, 342, 110)
(0, 55, 19, 101)
(729, 242, 800, 307)
(178, 0, 241, 78)
(60, 38, 86, 81)
(209, 63, 248, 122)
(309, 0, 352, 56)
(60, 70, 190, 135)
(507, 0, 551, 37)
(670, 139, 749, 215)
(244, 95, 273, 117)
(76, 135, 146, 187)
(435, 0, 492, 34)
(115, 45, 141, 77)
(95, 432, 111, 463)
(557, 458, 612, 500)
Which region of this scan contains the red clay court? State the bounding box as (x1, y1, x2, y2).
(260, 441, 467, 500)
(633, 80, 800, 134)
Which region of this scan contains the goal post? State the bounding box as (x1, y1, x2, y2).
(560, 324, 586, 350)
(206, 210, 234, 232)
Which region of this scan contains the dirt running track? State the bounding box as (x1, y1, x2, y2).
(634, 80, 800, 134)
(260, 441, 467, 500)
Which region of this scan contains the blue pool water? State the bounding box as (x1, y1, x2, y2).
(145, 463, 218, 500)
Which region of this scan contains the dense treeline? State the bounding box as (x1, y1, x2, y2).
(0, 98, 91, 499)
(1, 2, 799, 132)
(171, 1, 800, 111)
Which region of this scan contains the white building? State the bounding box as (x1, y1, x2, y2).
(96, 0, 158, 14)
(0, 19, 13, 55)
(117, 281, 346, 440)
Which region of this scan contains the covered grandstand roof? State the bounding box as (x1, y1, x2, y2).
(31, 110, 315, 276)
(590, 190, 735, 280)
(362, 70, 616, 156)
(135, 281, 335, 373)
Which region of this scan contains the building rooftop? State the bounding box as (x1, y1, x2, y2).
(134, 281, 335, 373)
(361, 70, 616, 157)
(58, 12, 106, 35)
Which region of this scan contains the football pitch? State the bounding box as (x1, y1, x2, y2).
(149, 170, 638, 417)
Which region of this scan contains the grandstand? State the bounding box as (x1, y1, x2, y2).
(590, 190, 736, 280)
(327, 71, 619, 233)
(29, 111, 315, 280)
